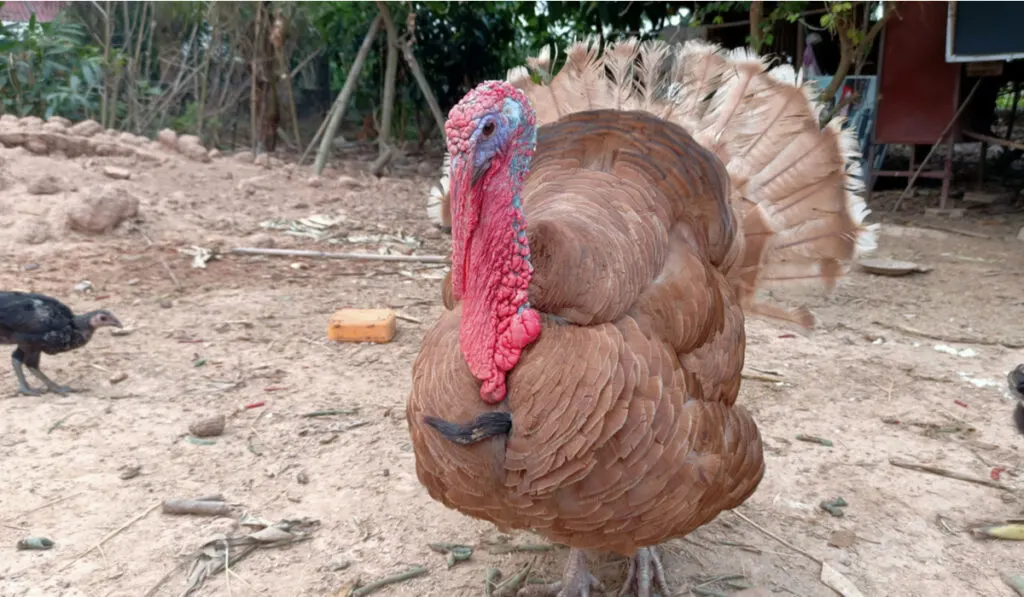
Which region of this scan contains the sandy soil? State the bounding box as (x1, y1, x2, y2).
(1, 117, 1024, 597)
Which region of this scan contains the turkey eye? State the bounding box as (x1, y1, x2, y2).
(482, 121, 496, 138)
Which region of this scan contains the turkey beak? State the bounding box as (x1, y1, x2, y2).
(109, 315, 123, 328)
(471, 158, 490, 187)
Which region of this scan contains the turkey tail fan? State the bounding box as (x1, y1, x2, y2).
(426, 152, 451, 231)
(426, 37, 877, 328)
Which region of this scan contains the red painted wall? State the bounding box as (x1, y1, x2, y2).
(874, 2, 963, 144)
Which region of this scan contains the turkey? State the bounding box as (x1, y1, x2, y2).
(1010, 364, 1024, 434)
(408, 38, 876, 597)
(0, 291, 121, 395)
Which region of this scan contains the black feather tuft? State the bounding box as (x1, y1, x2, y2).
(1014, 402, 1024, 437)
(424, 411, 512, 445)
(1009, 365, 1024, 435)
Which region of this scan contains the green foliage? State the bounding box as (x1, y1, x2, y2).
(690, 1, 806, 52)
(0, 9, 105, 120)
(412, 1, 526, 109)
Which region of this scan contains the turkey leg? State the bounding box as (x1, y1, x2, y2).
(27, 366, 72, 394)
(617, 546, 671, 597)
(518, 549, 603, 597)
(10, 352, 41, 396)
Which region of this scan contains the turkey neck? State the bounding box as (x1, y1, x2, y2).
(70, 314, 96, 345)
(456, 133, 542, 405)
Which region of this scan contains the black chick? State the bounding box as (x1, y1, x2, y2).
(0, 291, 122, 395)
(1010, 365, 1024, 435)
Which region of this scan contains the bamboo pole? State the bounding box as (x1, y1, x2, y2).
(396, 33, 445, 141)
(231, 247, 448, 264)
(313, 14, 382, 176)
(250, 0, 263, 153)
(376, 0, 400, 164)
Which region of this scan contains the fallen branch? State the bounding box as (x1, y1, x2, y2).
(159, 255, 181, 289)
(485, 543, 554, 554)
(231, 247, 448, 264)
(61, 501, 161, 571)
(302, 408, 359, 418)
(872, 320, 1024, 349)
(147, 517, 320, 597)
(493, 558, 535, 596)
(352, 565, 428, 597)
(889, 458, 1009, 490)
(913, 223, 992, 239)
(2, 491, 82, 526)
(741, 372, 784, 383)
(163, 498, 233, 517)
(732, 510, 821, 564)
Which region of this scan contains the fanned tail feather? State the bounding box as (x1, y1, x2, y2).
(426, 152, 451, 231)
(424, 37, 877, 327)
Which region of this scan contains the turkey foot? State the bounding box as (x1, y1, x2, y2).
(519, 549, 603, 597)
(11, 357, 41, 395)
(617, 546, 671, 597)
(28, 366, 73, 394)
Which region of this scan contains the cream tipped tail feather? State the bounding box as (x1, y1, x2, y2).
(424, 37, 877, 326)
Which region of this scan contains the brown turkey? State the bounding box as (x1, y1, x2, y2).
(408, 38, 877, 597)
(0, 291, 121, 395)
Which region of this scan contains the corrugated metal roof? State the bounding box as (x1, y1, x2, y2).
(0, 1, 69, 23)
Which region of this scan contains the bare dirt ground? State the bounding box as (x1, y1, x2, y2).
(1, 116, 1024, 597)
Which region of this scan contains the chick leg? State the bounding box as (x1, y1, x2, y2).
(617, 546, 671, 597)
(518, 549, 603, 597)
(11, 351, 41, 396)
(27, 366, 72, 394)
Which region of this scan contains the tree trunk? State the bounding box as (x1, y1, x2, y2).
(749, 1, 764, 52)
(821, 1, 895, 104)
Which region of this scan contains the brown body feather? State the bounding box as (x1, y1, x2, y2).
(412, 110, 761, 555)
(411, 38, 875, 557)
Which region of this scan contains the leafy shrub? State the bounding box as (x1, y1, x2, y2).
(0, 9, 104, 120)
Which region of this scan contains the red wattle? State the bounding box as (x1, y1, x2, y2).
(454, 167, 539, 404)
(443, 82, 540, 404)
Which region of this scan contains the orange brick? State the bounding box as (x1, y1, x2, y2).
(327, 308, 397, 343)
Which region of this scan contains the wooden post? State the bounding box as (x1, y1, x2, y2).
(377, 1, 400, 162)
(398, 38, 446, 142)
(250, 0, 263, 153)
(313, 14, 382, 176)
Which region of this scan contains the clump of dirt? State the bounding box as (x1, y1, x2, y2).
(0, 115, 217, 163)
(25, 173, 63, 195)
(0, 114, 236, 254)
(64, 184, 140, 234)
